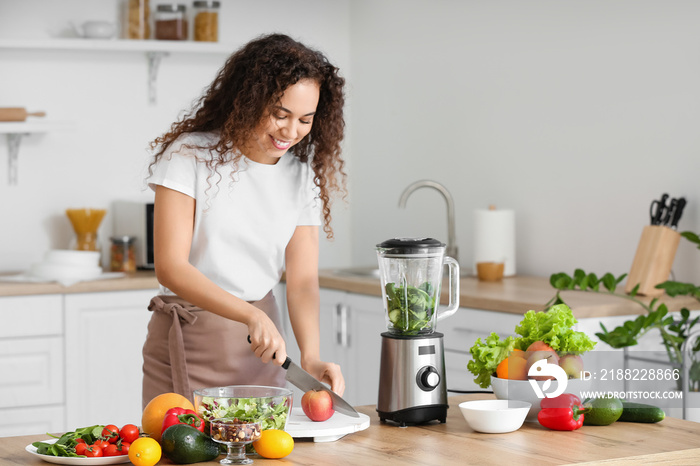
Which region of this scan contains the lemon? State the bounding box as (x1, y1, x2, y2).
(128, 437, 162, 466)
(252, 429, 294, 459)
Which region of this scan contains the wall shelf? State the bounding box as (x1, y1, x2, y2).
(1, 38, 233, 185)
(0, 37, 233, 54)
(0, 38, 232, 104)
(1, 120, 73, 185)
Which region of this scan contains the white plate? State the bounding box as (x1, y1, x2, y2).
(285, 407, 370, 442)
(25, 439, 130, 465)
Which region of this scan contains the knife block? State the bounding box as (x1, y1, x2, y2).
(625, 225, 681, 297)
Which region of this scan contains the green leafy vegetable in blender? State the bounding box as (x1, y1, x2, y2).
(385, 281, 437, 334)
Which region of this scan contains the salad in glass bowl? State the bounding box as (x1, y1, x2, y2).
(194, 385, 293, 432)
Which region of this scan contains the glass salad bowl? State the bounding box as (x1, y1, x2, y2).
(194, 385, 293, 432)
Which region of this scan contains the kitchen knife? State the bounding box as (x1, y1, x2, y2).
(670, 197, 687, 229)
(246, 335, 359, 418)
(281, 357, 360, 418)
(649, 193, 669, 225)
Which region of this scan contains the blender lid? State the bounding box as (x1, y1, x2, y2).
(376, 237, 446, 255)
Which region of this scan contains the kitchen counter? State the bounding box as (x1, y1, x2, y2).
(4, 394, 700, 465)
(0, 270, 160, 297)
(1, 269, 696, 319)
(318, 270, 699, 318)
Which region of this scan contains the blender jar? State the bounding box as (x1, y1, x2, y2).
(376, 237, 460, 335)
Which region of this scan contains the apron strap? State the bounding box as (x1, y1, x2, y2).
(148, 295, 200, 398)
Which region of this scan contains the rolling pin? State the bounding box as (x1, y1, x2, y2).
(0, 107, 47, 122)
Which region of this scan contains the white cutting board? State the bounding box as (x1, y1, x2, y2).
(285, 407, 371, 442)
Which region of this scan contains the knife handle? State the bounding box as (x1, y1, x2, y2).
(247, 335, 291, 368)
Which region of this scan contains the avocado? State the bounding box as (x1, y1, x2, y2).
(583, 396, 623, 426)
(161, 424, 221, 464)
(618, 402, 665, 423)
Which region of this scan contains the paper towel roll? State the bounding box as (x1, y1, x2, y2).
(473, 208, 516, 276)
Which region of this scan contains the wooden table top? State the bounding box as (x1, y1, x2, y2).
(3, 394, 700, 465)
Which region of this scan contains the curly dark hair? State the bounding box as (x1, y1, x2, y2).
(149, 33, 347, 238)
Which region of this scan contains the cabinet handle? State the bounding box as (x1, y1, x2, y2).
(336, 304, 350, 348)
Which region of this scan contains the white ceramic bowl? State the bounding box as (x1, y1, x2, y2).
(44, 249, 100, 267)
(490, 376, 591, 422)
(82, 21, 116, 39)
(459, 399, 531, 433)
(30, 263, 102, 282)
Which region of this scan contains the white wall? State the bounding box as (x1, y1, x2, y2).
(0, 0, 352, 272)
(348, 0, 700, 285)
(2, 0, 699, 288)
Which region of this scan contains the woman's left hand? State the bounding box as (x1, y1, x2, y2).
(303, 359, 346, 397)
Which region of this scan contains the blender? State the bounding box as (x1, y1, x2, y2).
(375, 237, 460, 426)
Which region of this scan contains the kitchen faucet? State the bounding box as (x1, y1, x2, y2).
(398, 180, 458, 263)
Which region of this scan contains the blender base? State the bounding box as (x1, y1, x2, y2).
(377, 404, 448, 427)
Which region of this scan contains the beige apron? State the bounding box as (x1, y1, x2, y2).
(141, 292, 286, 408)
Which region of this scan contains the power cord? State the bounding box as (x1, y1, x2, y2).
(447, 389, 494, 394)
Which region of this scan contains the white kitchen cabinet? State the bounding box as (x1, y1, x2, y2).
(318, 290, 386, 406)
(279, 287, 385, 407)
(338, 293, 386, 406)
(64, 289, 156, 429)
(0, 294, 65, 436)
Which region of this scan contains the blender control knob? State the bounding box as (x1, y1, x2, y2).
(417, 366, 441, 391)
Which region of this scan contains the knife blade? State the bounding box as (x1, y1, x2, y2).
(246, 335, 359, 417)
(281, 357, 360, 418)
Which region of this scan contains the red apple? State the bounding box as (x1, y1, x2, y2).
(526, 350, 560, 381)
(301, 389, 334, 422)
(559, 354, 584, 379)
(526, 341, 556, 353)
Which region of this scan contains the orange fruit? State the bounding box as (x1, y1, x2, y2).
(496, 355, 528, 380)
(252, 429, 294, 459)
(141, 392, 195, 442)
(128, 437, 162, 466)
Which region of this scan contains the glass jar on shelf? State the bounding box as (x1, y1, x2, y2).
(110, 236, 137, 272)
(192, 0, 220, 42)
(126, 0, 151, 39)
(155, 4, 188, 40)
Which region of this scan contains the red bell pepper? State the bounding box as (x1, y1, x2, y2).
(538, 393, 589, 431)
(161, 407, 205, 434)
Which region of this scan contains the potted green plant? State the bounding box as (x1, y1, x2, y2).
(546, 231, 700, 394)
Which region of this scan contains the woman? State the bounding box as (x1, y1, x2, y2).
(142, 33, 347, 407)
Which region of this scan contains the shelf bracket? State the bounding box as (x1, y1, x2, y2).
(146, 51, 169, 105)
(5, 133, 24, 185)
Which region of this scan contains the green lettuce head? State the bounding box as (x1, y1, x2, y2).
(467, 333, 517, 389)
(515, 304, 596, 354)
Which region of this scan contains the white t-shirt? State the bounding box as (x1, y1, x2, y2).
(148, 131, 322, 301)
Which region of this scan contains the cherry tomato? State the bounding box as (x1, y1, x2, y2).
(118, 442, 130, 455)
(104, 444, 121, 456)
(105, 443, 131, 456)
(75, 438, 86, 444)
(75, 443, 88, 455)
(93, 440, 110, 450)
(119, 424, 140, 443)
(84, 445, 103, 458)
(102, 425, 120, 443)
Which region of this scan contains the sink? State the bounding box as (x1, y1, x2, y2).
(330, 267, 381, 278)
